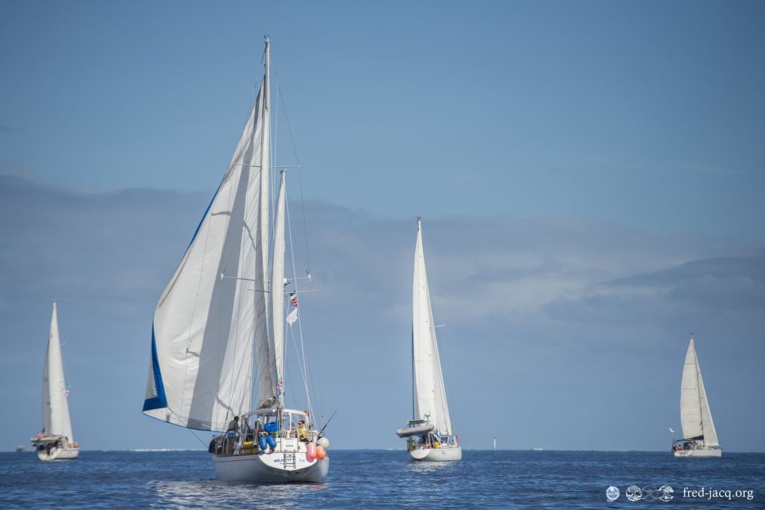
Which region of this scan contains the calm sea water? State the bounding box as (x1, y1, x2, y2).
(1, 450, 763, 509)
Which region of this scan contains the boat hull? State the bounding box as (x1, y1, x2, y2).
(213, 437, 328, 484)
(34, 446, 79, 461)
(409, 445, 462, 462)
(213, 452, 328, 483)
(674, 448, 721, 458)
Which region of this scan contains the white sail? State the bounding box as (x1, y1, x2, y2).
(143, 70, 274, 431)
(270, 170, 287, 402)
(42, 302, 74, 444)
(679, 336, 719, 446)
(412, 219, 452, 435)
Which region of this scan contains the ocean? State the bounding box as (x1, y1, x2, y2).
(1, 450, 763, 509)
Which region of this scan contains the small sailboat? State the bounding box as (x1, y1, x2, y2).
(143, 38, 329, 483)
(30, 302, 79, 461)
(396, 219, 461, 461)
(672, 335, 722, 457)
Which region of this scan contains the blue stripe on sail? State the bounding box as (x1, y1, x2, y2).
(186, 182, 222, 251)
(142, 325, 168, 412)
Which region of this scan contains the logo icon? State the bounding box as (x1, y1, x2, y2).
(606, 486, 620, 502)
(626, 485, 643, 502)
(657, 486, 674, 502)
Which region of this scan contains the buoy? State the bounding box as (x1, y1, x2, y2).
(316, 445, 326, 460)
(259, 436, 268, 451)
(317, 436, 330, 449)
(306, 442, 316, 461)
(266, 435, 277, 450)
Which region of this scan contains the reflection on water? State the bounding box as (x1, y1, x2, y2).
(152, 479, 329, 509)
(405, 459, 458, 475)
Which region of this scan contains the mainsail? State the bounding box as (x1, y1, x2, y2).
(43, 302, 74, 443)
(412, 219, 452, 435)
(143, 43, 280, 431)
(679, 336, 719, 446)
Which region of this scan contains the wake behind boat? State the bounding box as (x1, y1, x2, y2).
(143, 38, 329, 483)
(672, 335, 722, 457)
(396, 219, 461, 462)
(31, 302, 79, 461)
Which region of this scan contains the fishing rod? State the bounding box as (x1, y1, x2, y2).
(319, 410, 338, 436)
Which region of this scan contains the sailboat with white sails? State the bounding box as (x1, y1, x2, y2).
(672, 335, 722, 457)
(31, 301, 79, 461)
(143, 38, 329, 483)
(396, 218, 461, 461)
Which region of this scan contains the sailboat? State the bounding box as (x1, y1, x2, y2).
(396, 218, 462, 461)
(142, 38, 329, 483)
(672, 335, 722, 457)
(30, 302, 79, 461)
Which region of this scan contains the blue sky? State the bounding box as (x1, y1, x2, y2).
(1, 0, 764, 453)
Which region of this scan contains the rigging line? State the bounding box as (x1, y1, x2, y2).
(286, 315, 312, 412)
(270, 54, 301, 168)
(270, 54, 313, 274)
(285, 193, 317, 416)
(190, 430, 211, 448)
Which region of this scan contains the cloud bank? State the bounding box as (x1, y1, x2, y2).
(1, 175, 763, 452)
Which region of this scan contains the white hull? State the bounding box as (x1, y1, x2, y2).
(35, 446, 79, 461)
(213, 452, 328, 483)
(674, 448, 721, 458)
(409, 445, 462, 462)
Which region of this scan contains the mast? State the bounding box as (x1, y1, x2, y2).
(254, 37, 277, 410)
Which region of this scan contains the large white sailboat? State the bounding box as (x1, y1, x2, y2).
(672, 335, 722, 457)
(396, 219, 461, 461)
(143, 38, 329, 483)
(31, 302, 79, 461)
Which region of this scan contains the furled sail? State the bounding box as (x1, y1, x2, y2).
(43, 302, 74, 443)
(412, 219, 452, 435)
(679, 336, 719, 446)
(143, 62, 276, 431)
(269, 170, 287, 404)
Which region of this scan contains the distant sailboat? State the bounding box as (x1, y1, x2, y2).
(672, 335, 722, 457)
(396, 218, 462, 461)
(30, 302, 79, 461)
(142, 38, 329, 483)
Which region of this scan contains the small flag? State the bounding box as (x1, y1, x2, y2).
(286, 308, 298, 325)
(289, 293, 298, 307)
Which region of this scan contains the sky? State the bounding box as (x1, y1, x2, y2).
(1, 0, 764, 453)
